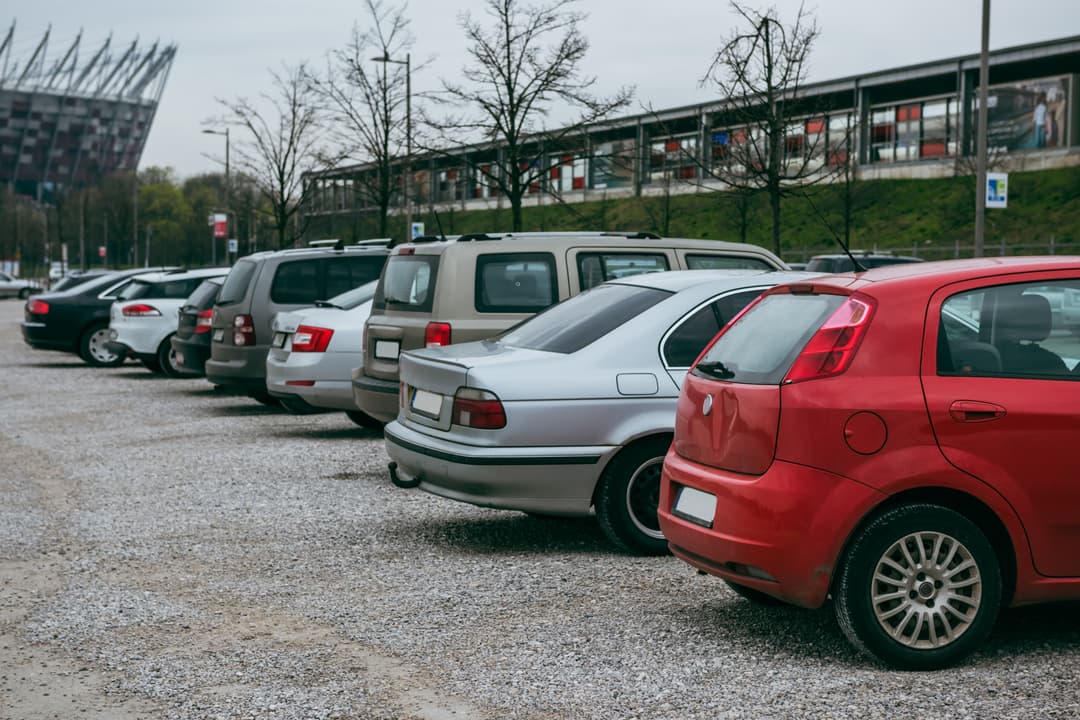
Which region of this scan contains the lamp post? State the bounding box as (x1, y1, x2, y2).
(203, 127, 230, 263)
(974, 0, 990, 257)
(372, 52, 411, 241)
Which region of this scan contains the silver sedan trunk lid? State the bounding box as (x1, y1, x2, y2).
(399, 351, 471, 431)
(272, 311, 305, 335)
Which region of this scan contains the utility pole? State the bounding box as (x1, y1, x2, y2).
(373, 52, 411, 241)
(974, 0, 990, 257)
(79, 191, 86, 271)
(132, 171, 139, 266)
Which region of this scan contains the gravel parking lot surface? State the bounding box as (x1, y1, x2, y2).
(2, 297, 1079, 720)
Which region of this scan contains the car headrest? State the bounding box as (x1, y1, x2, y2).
(997, 293, 1053, 343)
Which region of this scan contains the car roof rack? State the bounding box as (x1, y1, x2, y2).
(600, 231, 661, 240)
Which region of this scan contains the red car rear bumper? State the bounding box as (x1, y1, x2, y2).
(659, 449, 885, 609)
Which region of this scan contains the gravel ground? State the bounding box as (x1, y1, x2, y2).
(2, 297, 1079, 720)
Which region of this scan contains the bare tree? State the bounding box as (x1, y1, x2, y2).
(315, 0, 414, 239)
(704, 2, 822, 256)
(215, 64, 339, 249)
(428, 0, 632, 231)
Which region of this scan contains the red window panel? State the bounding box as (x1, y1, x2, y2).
(871, 124, 894, 143)
(679, 166, 696, 179)
(563, 155, 573, 163)
(827, 150, 849, 166)
(529, 182, 541, 193)
(897, 104, 921, 122)
(571, 177, 585, 190)
(665, 140, 681, 152)
(921, 141, 946, 158)
(806, 118, 825, 135)
(551, 166, 561, 180)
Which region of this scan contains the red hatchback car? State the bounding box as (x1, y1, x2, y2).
(658, 257, 1080, 669)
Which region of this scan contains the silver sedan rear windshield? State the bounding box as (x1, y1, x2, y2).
(693, 292, 843, 384)
(499, 284, 671, 354)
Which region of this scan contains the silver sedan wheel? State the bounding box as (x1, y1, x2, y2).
(625, 457, 665, 541)
(871, 531, 982, 649)
(87, 328, 119, 364)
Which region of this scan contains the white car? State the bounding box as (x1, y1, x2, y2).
(107, 267, 230, 376)
(266, 281, 381, 427)
(0, 271, 43, 299)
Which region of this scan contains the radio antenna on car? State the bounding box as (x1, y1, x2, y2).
(800, 191, 865, 271)
(432, 210, 447, 241)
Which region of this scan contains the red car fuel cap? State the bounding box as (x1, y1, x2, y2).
(843, 411, 887, 455)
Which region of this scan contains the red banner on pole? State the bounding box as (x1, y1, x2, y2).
(212, 213, 228, 239)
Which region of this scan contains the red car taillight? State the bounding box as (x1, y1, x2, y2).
(28, 299, 49, 315)
(194, 309, 213, 333)
(451, 388, 506, 429)
(122, 303, 161, 317)
(784, 295, 875, 384)
(425, 321, 451, 348)
(291, 325, 333, 353)
(233, 314, 255, 346)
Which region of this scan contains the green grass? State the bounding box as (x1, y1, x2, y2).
(310, 164, 1080, 262)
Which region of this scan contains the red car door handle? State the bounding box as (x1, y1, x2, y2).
(948, 400, 1007, 423)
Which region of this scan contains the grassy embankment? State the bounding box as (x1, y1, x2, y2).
(313, 164, 1080, 262)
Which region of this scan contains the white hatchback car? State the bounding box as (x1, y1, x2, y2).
(107, 267, 230, 375)
(266, 281, 380, 427)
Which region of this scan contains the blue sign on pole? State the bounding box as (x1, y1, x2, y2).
(986, 172, 1008, 209)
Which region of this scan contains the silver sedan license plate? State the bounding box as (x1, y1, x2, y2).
(374, 340, 400, 360)
(673, 486, 716, 528)
(410, 388, 442, 417)
(272, 332, 286, 348)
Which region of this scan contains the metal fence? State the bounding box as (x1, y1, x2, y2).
(786, 237, 1075, 264)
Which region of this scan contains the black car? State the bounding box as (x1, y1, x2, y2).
(171, 277, 224, 377)
(49, 270, 114, 293)
(21, 267, 176, 366)
(805, 252, 924, 273)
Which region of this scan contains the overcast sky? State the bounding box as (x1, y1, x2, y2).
(7, 0, 1080, 178)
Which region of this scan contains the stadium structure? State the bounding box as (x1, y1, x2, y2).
(0, 23, 176, 203)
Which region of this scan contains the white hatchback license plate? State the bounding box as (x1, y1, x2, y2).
(410, 388, 442, 417)
(272, 332, 286, 348)
(673, 486, 716, 528)
(213, 329, 224, 342)
(374, 340, 400, 360)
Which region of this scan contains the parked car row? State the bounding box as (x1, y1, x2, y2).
(19, 234, 1080, 671)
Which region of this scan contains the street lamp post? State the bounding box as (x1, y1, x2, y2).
(372, 52, 411, 242)
(974, 0, 990, 257)
(203, 127, 230, 263)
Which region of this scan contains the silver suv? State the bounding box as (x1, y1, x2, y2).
(206, 242, 390, 403)
(354, 231, 786, 423)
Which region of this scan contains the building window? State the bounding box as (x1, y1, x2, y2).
(549, 153, 588, 193)
(649, 135, 697, 182)
(870, 108, 896, 163)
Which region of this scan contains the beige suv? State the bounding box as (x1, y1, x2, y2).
(352, 231, 786, 423)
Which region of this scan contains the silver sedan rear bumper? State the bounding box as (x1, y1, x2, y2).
(383, 421, 617, 516)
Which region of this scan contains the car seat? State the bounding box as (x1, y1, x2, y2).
(993, 293, 1068, 375)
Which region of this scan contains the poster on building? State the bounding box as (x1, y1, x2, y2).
(977, 75, 1069, 152)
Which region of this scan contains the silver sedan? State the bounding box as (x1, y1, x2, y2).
(266, 281, 382, 428)
(384, 269, 818, 554)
